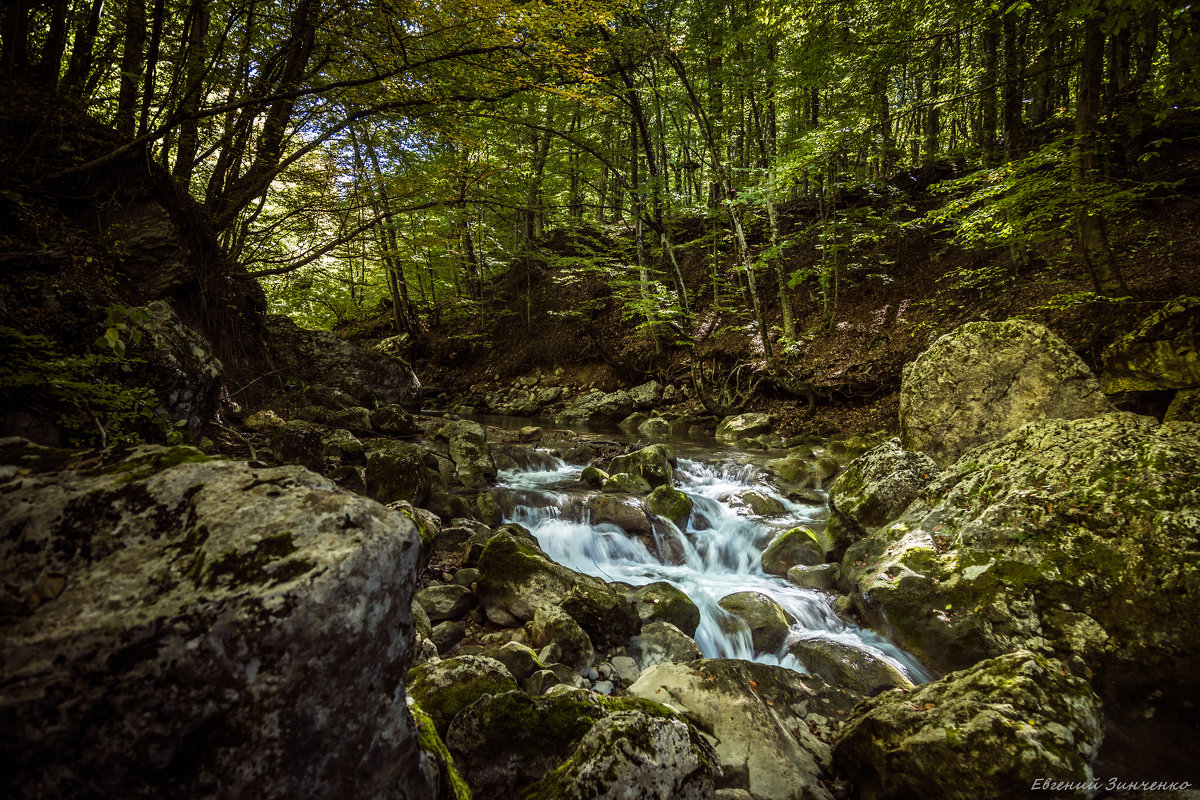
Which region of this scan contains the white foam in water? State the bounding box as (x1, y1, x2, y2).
(498, 451, 933, 684)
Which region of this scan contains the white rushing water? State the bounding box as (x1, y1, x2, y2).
(497, 451, 933, 685)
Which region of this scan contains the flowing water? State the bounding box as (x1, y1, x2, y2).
(494, 445, 933, 685)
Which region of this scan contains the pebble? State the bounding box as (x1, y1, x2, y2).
(584, 667, 600, 681)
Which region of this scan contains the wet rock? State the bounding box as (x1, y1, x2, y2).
(731, 489, 787, 516)
(370, 404, 417, 436)
(265, 314, 421, 408)
(436, 420, 496, 490)
(645, 484, 693, 527)
(531, 605, 595, 671)
(416, 584, 475, 622)
(901, 320, 1114, 466)
(718, 591, 794, 653)
(787, 564, 840, 592)
(1101, 297, 1200, 393)
(828, 438, 937, 537)
(0, 444, 425, 799)
(601, 471, 653, 494)
(608, 443, 677, 488)
(760, 526, 823, 576)
(407, 655, 518, 736)
(628, 582, 702, 636)
(580, 465, 609, 487)
(585, 493, 653, 535)
(787, 638, 914, 695)
(716, 413, 772, 443)
(627, 621, 702, 669)
(834, 651, 1103, 800)
(764, 451, 817, 489)
(628, 659, 861, 800)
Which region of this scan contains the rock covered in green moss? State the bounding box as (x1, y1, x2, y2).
(834, 651, 1103, 800)
(718, 591, 794, 653)
(0, 442, 425, 799)
(841, 413, 1200, 702)
(436, 419, 497, 490)
(1101, 297, 1200, 393)
(531, 605, 595, 671)
(270, 419, 325, 471)
(628, 582, 701, 636)
(764, 450, 817, 489)
(320, 427, 365, 465)
(900, 320, 1114, 466)
(410, 700, 471, 800)
(365, 439, 433, 506)
(601, 471, 653, 494)
(370, 403, 417, 436)
(580, 465, 609, 487)
(645, 484, 694, 528)
(608, 443, 677, 488)
(760, 526, 824, 576)
(716, 412, 772, 443)
(485, 641, 544, 682)
(828, 438, 937, 533)
(787, 563, 839, 592)
(557, 389, 635, 425)
(628, 658, 862, 800)
(1165, 387, 1200, 422)
(407, 655, 519, 736)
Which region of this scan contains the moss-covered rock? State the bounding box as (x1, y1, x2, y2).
(787, 563, 840, 592)
(407, 655, 519, 736)
(365, 439, 432, 506)
(476, 490, 503, 527)
(580, 465, 608, 487)
(730, 489, 787, 516)
(410, 701, 471, 800)
(1100, 297, 1200, 393)
(531, 604, 595, 671)
(1165, 387, 1200, 423)
(833, 651, 1103, 800)
(900, 320, 1114, 466)
(608, 443, 677, 489)
(760, 527, 824, 576)
(370, 404, 417, 436)
(437, 419, 497, 490)
(828, 438, 937, 533)
(485, 641, 544, 682)
(628, 582, 702, 636)
(637, 417, 672, 438)
(715, 413, 772, 443)
(601, 471, 652, 494)
(415, 583, 475, 622)
(320, 428, 365, 465)
(717, 591, 794, 653)
(841, 413, 1200, 712)
(644, 485, 693, 528)
(270, 419, 325, 471)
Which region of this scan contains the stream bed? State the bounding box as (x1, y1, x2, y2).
(491, 435, 933, 686)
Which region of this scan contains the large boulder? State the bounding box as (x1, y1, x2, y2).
(786, 638, 913, 696)
(841, 413, 1200, 709)
(446, 689, 715, 800)
(645, 484, 693, 527)
(265, 315, 421, 408)
(406, 655, 518, 736)
(627, 621, 703, 670)
(834, 651, 1103, 800)
(475, 531, 639, 648)
(760, 526, 824, 576)
(608, 443, 677, 488)
(134, 300, 224, 436)
(716, 413, 772, 443)
(718, 591, 794, 653)
(627, 659, 862, 800)
(900, 320, 1114, 466)
(828, 439, 937, 533)
(628, 582, 702, 636)
(530, 605, 595, 671)
(436, 420, 496, 489)
(1100, 297, 1200, 393)
(365, 439, 433, 506)
(0, 441, 426, 799)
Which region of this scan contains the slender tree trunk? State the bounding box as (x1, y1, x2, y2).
(924, 35, 942, 165)
(61, 0, 106, 97)
(116, 0, 146, 136)
(1002, 11, 1025, 158)
(172, 0, 210, 186)
(1074, 13, 1127, 297)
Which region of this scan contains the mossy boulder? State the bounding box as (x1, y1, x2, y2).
(840, 413, 1200, 712)
(601, 471, 652, 494)
(585, 493, 653, 536)
(407, 655, 519, 736)
(1165, 387, 1200, 423)
(580, 465, 608, 487)
(370, 404, 417, 436)
(833, 651, 1103, 800)
(760, 527, 824, 576)
(437, 419, 497, 490)
(644, 485, 693, 528)
(787, 564, 840, 592)
(0, 443, 425, 798)
(410, 701, 471, 800)
(484, 641, 544, 682)
(787, 638, 914, 695)
(319, 428, 365, 465)
(900, 320, 1115, 466)
(1100, 297, 1200, 393)
(715, 412, 772, 443)
(608, 443, 677, 488)
(269, 419, 325, 471)
(530, 605, 595, 671)
(557, 390, 635, 425)
(365, 440, 432, 506)
(628, 582, 702, 636)
(763, 451, 817, 488)
(828, 438, 937, 533)
(718, 591, 794, 653)
(637, 417, 672, 438)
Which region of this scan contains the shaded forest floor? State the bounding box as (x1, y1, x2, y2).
(346, 185, 1200, 437)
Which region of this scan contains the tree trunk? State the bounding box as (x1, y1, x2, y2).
(1074, 13, 1127, 297)
(172, 0, 211, 186)
(116, 0, 146, 137)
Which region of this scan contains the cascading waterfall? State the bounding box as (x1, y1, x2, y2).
(498, 450, 933, 685)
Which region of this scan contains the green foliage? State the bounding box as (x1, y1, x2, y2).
(0, 314, 176, 448)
